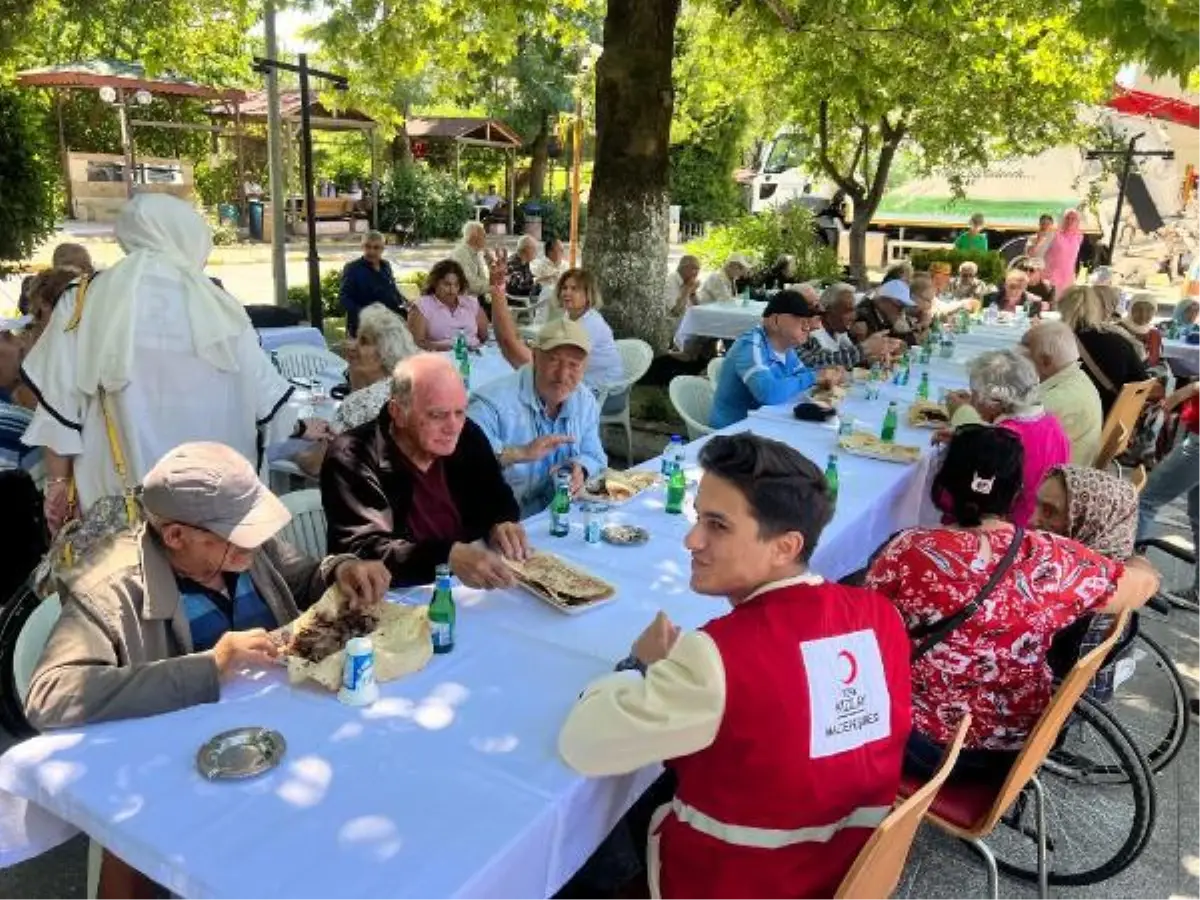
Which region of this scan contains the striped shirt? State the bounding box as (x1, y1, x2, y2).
(799, 329, 864, 370)
(178, 571, 278, 652)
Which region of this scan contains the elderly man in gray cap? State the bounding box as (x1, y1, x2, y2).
(25, 442, 390, 730)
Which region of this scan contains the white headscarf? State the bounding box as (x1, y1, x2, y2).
(63, 194, 250, 394)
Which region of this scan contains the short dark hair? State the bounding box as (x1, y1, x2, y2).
(698, 433, 832, 562)
(930, 424, 1025, 526)
(424, 258, 468, 296)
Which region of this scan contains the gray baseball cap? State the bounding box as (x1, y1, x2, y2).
(142, 443, 291, 549)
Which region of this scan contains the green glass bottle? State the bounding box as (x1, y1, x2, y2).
(453, 329, 471, 387)
(824, 453, 839, 503)
(429, 564, 456, 654)
(881, 401, 899, 443)
(665, 463, 687, 514)
(550, 470, 571, 536)
(916, 370, 930, 401)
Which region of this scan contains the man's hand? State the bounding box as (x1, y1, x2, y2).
(860, 330, 891, 361)
(632, 611, 681, 667)
(301, 418, 336, 442)
(334, 559, 391, 610)
(449, 541, 517, 590)
(931, 426, 954, 446)
(554, 461, 586, 496)
(520, 433, 575, 462)
(488, 254, 507, 287)
(817, 367, 846, 388)
(489, 521, 531, 561)
(945, 390, 972, 418)
(213, 628, 279, 679)
(1165, 381, 1199, 413)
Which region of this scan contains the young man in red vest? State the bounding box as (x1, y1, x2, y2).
(559, 433, 913, 898)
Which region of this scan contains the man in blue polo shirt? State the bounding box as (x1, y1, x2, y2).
(710, 289, 843, 428)
(339, 230, 405, 336)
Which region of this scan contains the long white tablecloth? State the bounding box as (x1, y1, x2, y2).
(674, 300, 764, 345)
(258, 326, 328, 352)
(0, 358, 967, 897)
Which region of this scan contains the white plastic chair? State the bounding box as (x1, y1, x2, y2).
(273, 344, 347, 380)
(598, 339, 654, 464)
(669, 375, 716, 441)
(14, 593, 60, 705)
(706, 356, 724, 382)
(279, 489, 328, 559)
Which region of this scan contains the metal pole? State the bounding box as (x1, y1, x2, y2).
(117, 90, 135, 199)
(264, 0, 289, 307)
(56, 94, 74, 218)
(568, 95, 582, 266)
(508, 147, 515, 235)
(297, 53, 323, 332)
(1107, 134, 1139, 266)
(369, 128, 379, 229)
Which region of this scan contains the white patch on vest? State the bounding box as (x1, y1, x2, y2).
(800, 629, 891, 759)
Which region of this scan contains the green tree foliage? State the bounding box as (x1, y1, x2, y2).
(669, 104, 748, 225)
(0, 86, 58, 271)
(1073, 0, 1198, 79)
(687, 204, 840, 282)
(377, 164, 473, 241)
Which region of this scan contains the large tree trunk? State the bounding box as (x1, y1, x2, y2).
(527, 114, 549, 200)
(848, 208, 872, 288)
(583, 0, 681, 351)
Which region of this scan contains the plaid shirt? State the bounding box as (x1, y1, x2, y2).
(799, 329, 864, 369)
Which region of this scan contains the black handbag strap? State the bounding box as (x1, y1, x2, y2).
(909, 527, 1025, 662)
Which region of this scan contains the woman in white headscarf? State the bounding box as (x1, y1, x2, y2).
(22, 194, 293, 533)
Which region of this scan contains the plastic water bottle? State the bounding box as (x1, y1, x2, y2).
(662, 434, 684, 477)
(984, 304, 998, 326)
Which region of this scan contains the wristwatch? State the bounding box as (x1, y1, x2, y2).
(614, 653, 647, 676)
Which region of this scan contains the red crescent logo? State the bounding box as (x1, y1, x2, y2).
(838, 650, 858, 684)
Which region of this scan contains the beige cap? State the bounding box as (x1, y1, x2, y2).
(533, 317, 591, 354)
(142, 443, 292, 549)
(726, 253, 752, 270)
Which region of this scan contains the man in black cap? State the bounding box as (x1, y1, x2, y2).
(710, 288, 844, 428)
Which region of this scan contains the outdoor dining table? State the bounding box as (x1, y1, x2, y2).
(1162, 337, 1199, 378)
(257, 326, 328, 352)
(0, 362, 965, 899)
(673, 298, 766, 346)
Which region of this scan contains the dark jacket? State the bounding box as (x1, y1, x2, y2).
(1075, 327, 1151, 415)
(321, 406, 521, 586)
(339, 257, 404, 336)
(855, 298, 916, 346)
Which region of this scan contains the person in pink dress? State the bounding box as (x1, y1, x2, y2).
(945, 349, 1072, 526)
(408, 258, 490, 351)
(1043, 209, 1084, 294)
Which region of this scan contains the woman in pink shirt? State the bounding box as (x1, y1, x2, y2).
(408, 258, 490, 351)
(1043, 209, 1084, 294)
(946, 349, 1071, 526)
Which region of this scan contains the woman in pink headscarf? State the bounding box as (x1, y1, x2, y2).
(1043, 209, 1084, 294)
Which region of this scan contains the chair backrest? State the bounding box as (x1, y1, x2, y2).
(971, 610, 1132, 834)
(278, 489, 328, 559)
(669, 375, 716, 441)
(707, 356, 724, 382)
(13, 593, 61, 705)
(835, 715, 972, 899)
(615, 338, 654, 389)
(1093, 377, 1158, 469)
(273, 344, 347, 380)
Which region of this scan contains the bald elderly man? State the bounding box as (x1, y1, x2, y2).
(322, 353, 530, 589)
(1022, 321, 1104, 465)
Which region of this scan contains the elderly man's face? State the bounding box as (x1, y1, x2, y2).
(771, 312, 818, 347)
(680, 260, 701, 283)
(468, 229, 487, 251)
(825, 296, 857, 334)
(534, 346, 587, 410)
(390, 373, 468, 459)
(520, 242, 537, 263)
(363, 239, 385, 265)
(159, 522, 257, 579)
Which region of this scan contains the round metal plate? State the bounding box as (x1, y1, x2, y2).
(600, 524, 650, 546)
(196, 727, 286, 781)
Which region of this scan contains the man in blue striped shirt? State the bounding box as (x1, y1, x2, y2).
(710, 290, 845, 428)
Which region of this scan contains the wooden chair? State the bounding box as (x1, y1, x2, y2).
(1092, 378, 1159, 470)
(835, 715, 972, 899)
(896, 611, 1132, 899)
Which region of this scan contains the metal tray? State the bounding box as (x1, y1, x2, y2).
(196, 727, 286, 781)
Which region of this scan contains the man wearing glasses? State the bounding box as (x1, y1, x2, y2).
(25, 442, 390, 730)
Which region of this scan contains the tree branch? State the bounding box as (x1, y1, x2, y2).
(864, 120, 906, 213)
(816, 99, 864, 201)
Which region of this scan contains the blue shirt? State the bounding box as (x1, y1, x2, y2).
(710, 325, 816, 428)
(179, 571, 277, 652)
(0, 402, 37, 471)
(339, 257, 404, 336)
(468, 366, 607, 519)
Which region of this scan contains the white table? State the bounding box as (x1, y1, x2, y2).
(674, 300, 764, 346)
(0, 364, 965, 898)
(258, 326, 328, 352)
(447, 346, 515, 394)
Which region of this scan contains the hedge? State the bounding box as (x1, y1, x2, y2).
(909, 248, 1007, 286)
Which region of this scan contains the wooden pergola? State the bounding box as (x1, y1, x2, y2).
(16, 59, 247, 215)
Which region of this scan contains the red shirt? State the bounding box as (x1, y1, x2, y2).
(865, 527, 1120, 750)
(399, 456, 463, 544)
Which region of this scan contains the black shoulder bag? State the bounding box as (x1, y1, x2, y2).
(908, 527, 1025, 662)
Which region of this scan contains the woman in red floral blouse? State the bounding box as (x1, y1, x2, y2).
(866, 425, 1160, 779)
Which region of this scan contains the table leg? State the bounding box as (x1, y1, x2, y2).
(98, 849, 164, 899)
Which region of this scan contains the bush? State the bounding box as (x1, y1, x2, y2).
(515, 195, 584, 242)
(910, 248, 1007, 286)
(0, 87, 57, 274)
(286, 269, 343, 320)
(194, 154, 241, 209)
(687, 204, 841, 283)
(669, 106, 748, 226)
(379, 164, 472, 241)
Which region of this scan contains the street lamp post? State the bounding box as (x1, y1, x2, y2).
(253, 54, 348, 332)
(1086, 133, 1174, 266)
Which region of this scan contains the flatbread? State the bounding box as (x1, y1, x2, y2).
(506, 552, 615, 610)
(839, 433, 922, 464)
(907, 400, 950, 428)
(811, 385, 848, 406)
(279, 587, 432, 691)
(584, 469, 660, 502)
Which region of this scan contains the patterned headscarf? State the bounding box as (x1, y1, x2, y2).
(1050, 465, 1138, 560)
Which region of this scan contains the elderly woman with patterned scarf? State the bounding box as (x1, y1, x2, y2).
(21, 194, 293, 535)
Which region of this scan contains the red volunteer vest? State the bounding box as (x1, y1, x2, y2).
(658, 581, 912, 899)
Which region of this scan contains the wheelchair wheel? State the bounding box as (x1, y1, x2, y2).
(990, 696, 1155, 886)
(1106, 631, 1191, 775)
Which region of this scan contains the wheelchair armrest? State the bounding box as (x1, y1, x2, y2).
(1144, 592, 1172, 617)
(1134, 536, 1197, 566)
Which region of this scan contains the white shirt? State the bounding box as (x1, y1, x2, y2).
(698, 271, 735, 305)
(577, 309, 626, 389)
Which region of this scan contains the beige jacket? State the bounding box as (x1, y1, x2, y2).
(25, 526, 348, 730)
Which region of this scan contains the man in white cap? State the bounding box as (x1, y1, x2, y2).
(25, 442, 390, 729)
(698, 254, 752, 305)
(469, 317, 607, 518)
(855, 279, 920, 346)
